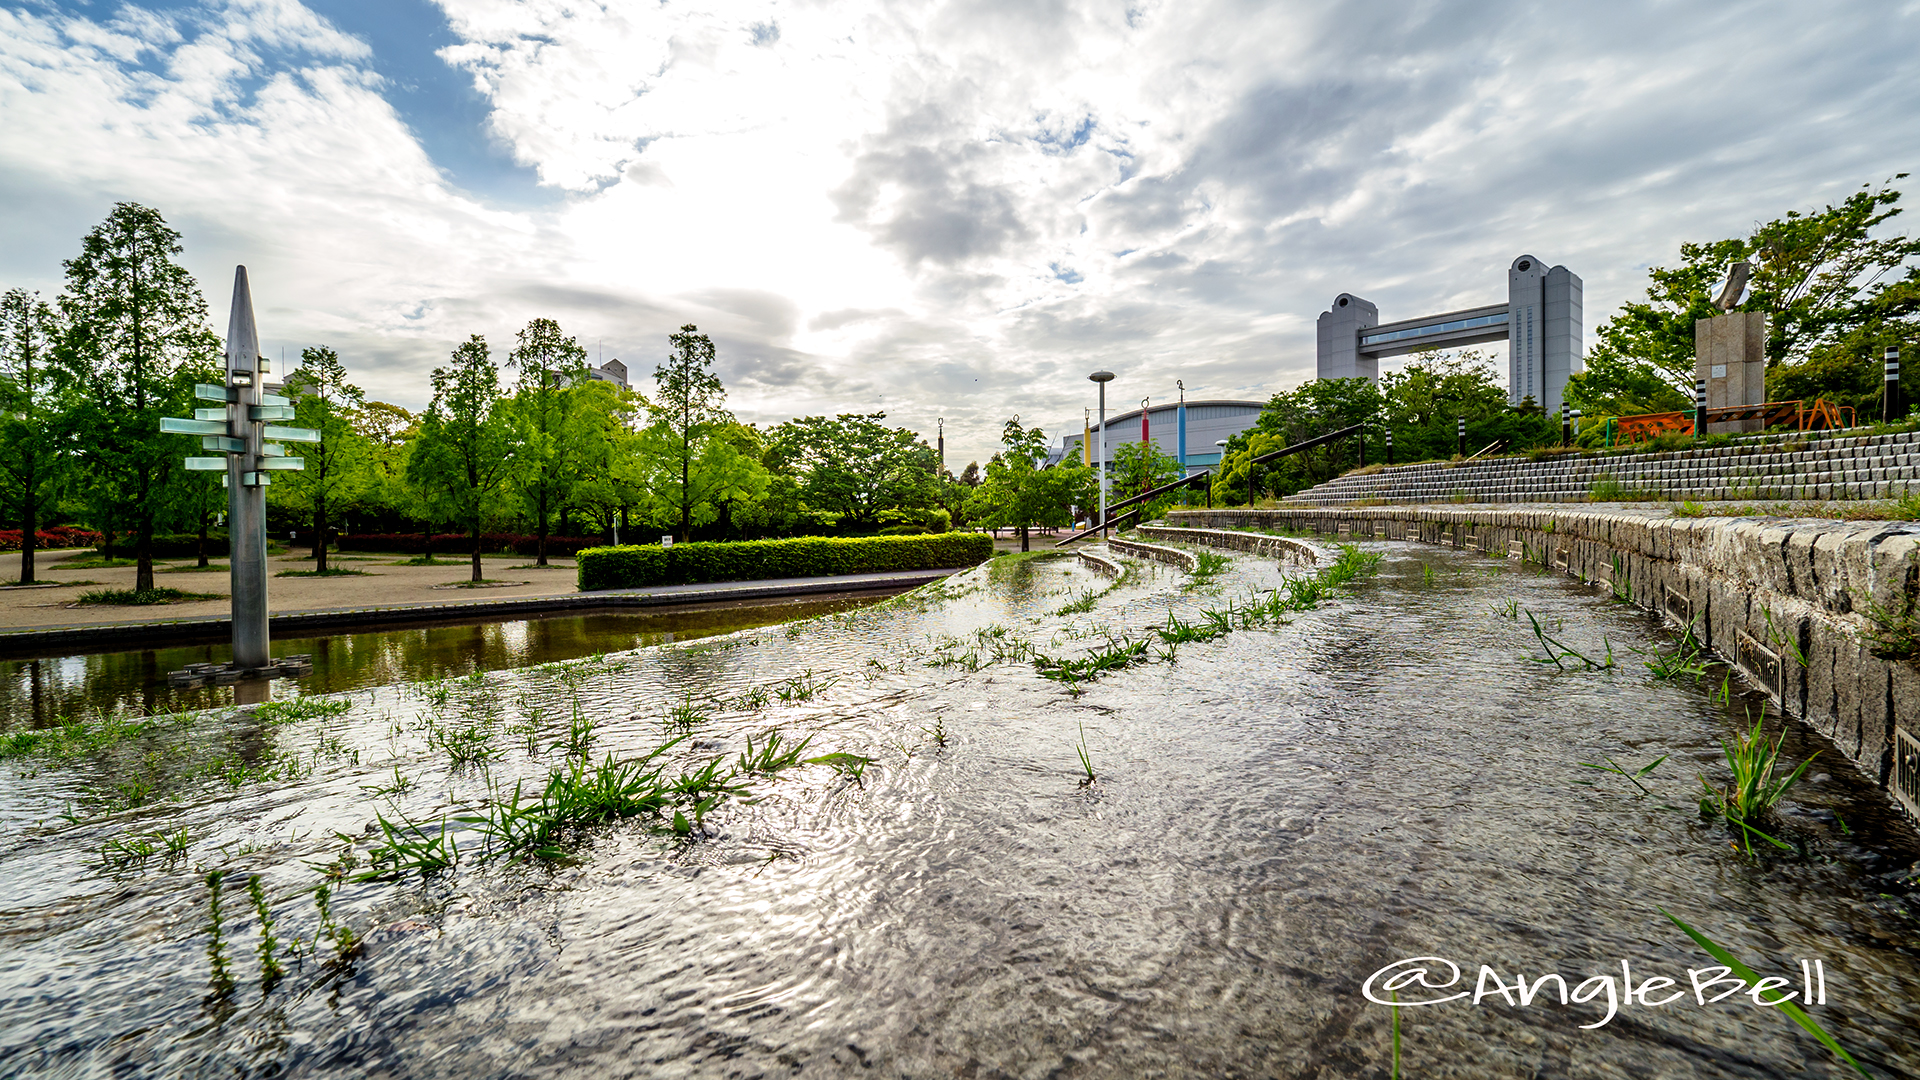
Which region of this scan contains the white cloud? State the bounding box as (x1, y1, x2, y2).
(2, 0, 1918, 466)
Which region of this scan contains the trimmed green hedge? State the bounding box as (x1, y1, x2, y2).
(577, 532, 994, 590)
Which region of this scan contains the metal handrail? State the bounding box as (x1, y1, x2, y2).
(1054, 422, 1365, 546)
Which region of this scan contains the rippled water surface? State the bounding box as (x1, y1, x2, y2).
(2, 542, 1917, 1079)
(0, 595, 886, 727)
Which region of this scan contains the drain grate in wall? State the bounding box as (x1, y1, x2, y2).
(1662, 583, 1694, 626)
(1508, 539, 1525, 560)
(1337, 523, 1352, 540)
(1895, 726, 1920, 822)
(1554, 546, 1570, 571)
(1737, 630, 1783, 703)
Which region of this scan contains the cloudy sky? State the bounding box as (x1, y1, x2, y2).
(2, 0, 1917, 466)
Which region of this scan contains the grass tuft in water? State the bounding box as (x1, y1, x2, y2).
(1658, 908, 1870, 1078)
(1074, 722, 1095, 786)
(247, 874, 285, 989)
(359, 812, 460, 881)
(251, 696, 352, 725)
(1699, 708, 1819, 854)
(1634, 618, 1709, 680)
(806, 751, 874, 784)
(1575, 754, 1668, 795)
(1185, 550, 1231, 591)
(737, 730, 813, 777)
(204, 870, 235, 997)
(774, 669, 836, 703)
(1523, 609, 1616, 670)
(665, 693, 711, 730)
(922, 715, 949, 747)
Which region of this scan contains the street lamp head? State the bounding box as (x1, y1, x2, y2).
(1088, 370, 1115, 383)
(1214, 440, 1227, 448)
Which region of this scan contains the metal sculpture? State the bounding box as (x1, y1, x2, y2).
(158, 267, 317, 686)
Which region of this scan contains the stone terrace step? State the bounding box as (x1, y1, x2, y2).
(1281, 429, 1920, 505)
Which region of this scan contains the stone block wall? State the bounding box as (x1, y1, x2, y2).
(1166, 505, 1920, 821)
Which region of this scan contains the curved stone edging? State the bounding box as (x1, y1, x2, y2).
(1076, 549, 1124, 578)
(1108, 536, 1199, 571)
(1135, 525, 1320, 565)
(1171, 506, 1920, 822)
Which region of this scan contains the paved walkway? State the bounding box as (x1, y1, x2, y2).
(0, 547, 966, 651)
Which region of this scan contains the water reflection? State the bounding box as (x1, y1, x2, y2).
(0, 596, 885, 728)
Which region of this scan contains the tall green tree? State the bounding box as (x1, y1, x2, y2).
(1573, 177, 1920, 413)
(504, 317, 601, 565)
(1111, 439, 1183, 499)
(0, 289, 65, 583)
(52, 203, 221, 591)
(768, 412, 939, 528)
(967, 418, 1093, 551)
(407, 335, 516, 581)
(640, 324, 747, 541)
(272, 345, 371, 573)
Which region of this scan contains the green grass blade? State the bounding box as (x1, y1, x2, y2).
(1657, 908, 1871, 1078)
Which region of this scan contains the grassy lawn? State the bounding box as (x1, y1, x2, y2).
(76, 587, 223, 605)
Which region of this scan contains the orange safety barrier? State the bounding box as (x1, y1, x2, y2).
(1609, 398, 1857, 445)
(1613, 411, 1692, 443)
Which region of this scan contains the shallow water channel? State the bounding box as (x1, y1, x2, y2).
(0, 541, 1916, 1078)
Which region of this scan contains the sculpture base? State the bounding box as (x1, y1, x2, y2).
(167, 654, 313, 688)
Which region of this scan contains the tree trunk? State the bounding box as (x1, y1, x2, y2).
(1019, 525, 1029, 552)
(313, 497, 328, 574)
(421, 520, 432, 562)
(18, 483, 35, 585)
(471, 518, 483, 582)
(536, 494, 549, 567)
(135, 514, 155, 592)
(560, 506, 572, 538)
(196, 511, 208, 569)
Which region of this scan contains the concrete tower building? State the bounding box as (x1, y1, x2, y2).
(1315, 254, 1583, 416)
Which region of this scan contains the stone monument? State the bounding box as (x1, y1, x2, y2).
(1695, 261, 1768, 434)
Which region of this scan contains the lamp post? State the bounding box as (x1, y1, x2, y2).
(1385, 429, 1393, 466)
(1456, 417, 1466, 458)
(1560, 402, 1571, 446)
(1090, 370, 1114, 536)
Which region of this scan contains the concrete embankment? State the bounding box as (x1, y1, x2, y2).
(1160, 506, 1920, 821)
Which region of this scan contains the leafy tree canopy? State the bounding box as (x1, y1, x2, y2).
(1573, 176, 1920, 415)
(768, 412, 939, 527)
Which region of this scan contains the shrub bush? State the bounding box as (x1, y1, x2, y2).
(80, 533, 226, 557)
(0, 527, 103, 551)
(578, 532, 994, 590)
(339, 533, 600, 557)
